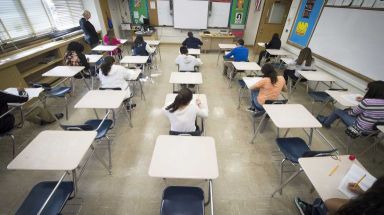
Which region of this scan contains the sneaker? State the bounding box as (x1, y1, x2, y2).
(316, 115, 330, 128)
(246, 107, 256, 113)
(54, 113, 64, 120)
(294, 197, 312, 215)
(126, 103, 136, 111)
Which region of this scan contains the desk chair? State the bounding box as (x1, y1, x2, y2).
(169, 125, 202, 136)
(160, 186, 205, 215)
(308, 88, 348, 114)
(271, 137, 338, 197)
(251, 99, 288, 144)
(32, 83, 72, 120)
(16, 173, 73, 215)
(60, 114, 113, 174)
(227, 60, 249, 88)
(344, 123, 384, 156)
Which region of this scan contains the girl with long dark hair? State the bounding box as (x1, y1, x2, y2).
(248, 63, 287, 114)
(99, 56, 138, 100)
(163, 88, 208, 135)
(132, 35, 155, 57)
(283, 47, 315, 83)
(317, 80, 384, 133)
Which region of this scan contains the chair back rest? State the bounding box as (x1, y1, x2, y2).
(99, 87, 122, 91)
(265, 99, 288, 105)
(302, 149, 338, 158)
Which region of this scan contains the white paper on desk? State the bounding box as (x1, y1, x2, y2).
(338, 164, 376, 198)
(340, 94, 361, 106)
(5, 88, 42, 98)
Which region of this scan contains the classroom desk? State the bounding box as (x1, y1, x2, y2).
(266, 49, 290, 56)
(85, 54, 103, 89)
(42, 66, 87, 94)
(92, 45, 119, 52)
(290, 70, 336, 94)
(299, 156, 365, 200)
(188, 48, 201, 57)
(238, 77, 263, 108)
(120, 56, 150, 79)
(8, 130, 97, 196)
(4, 88, 44, 128)
(75, 90, 127, 172)
(217, 44, 236, 65)
(251, 104, 322, 144)
(127, 69, 145, 100)
(149, 135, 218, 215)
(146, 40, 161, 61)
(228, 62, 261, 87)
(325, 90, 361, 107)
(164, 94, 208, 134)
(169, 72, 203, 92)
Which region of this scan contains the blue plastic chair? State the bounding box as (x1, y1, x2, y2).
(272, 137, 337, 197)
(160, 186, 205, 215)
(33, 83, 72, 120)
(15, 181, 74, 215)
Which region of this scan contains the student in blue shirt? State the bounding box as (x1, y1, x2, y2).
(182, 32, 203, 49)
(223, 39, 249, 78)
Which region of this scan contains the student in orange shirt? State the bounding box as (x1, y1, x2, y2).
(247, 63, 287, 114)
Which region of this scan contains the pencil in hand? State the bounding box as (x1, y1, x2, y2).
(354, 174, 366, 189)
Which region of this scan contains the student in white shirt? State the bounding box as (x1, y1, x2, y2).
(175, 46, 202, 72)
(99, 56, 137, 109)
(283, 47, 316, 83)
(163, 88, 208, 136)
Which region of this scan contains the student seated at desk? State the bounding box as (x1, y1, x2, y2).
(223, 39, 249, 78)
(103, 30, 122, 58)
(99, 56, 136, 109)
(317, 81, 384, 134)
(182, 32, 203, 49)
(0, 89, 28, 133)
(175, 46, 202, 72)
(257, 33, 281, 65)
(132, 35, 155, 59)
(163, 88, 208, 136)
(295, 176, 384, 215)
(64, 41, 91, 78)
(247, 64, 287, 115)
(283, 47, 315, 83)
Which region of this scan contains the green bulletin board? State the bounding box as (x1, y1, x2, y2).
(229, 0, 250, 29)
(130, 0, 149, 24)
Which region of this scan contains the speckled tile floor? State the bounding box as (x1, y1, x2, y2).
(0, 44, 382, 215)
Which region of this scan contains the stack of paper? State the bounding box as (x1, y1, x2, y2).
(338, 163, 376, 198)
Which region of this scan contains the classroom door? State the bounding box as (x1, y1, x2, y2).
(254, 0, 292, 53)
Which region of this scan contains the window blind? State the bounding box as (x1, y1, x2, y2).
(21, 0, 53, 34)
(50, 0, 84, 30)
(0, 0, 33, 40)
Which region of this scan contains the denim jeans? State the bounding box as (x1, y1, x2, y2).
(251, 90, 264, 111)
(324, 108, 356, 127)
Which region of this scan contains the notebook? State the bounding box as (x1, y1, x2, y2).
(338, 163, 376, 198)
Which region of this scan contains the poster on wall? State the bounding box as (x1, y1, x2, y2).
(288, 0, 325, 47)
(130, 0, 149, 24)
(229, 0, 250, 29)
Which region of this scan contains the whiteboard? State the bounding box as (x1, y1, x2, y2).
(174, 0, 209, 29)
(309, 7, 384, 80)
(157, 0, 173, 26)
(208, 2, 231, 28)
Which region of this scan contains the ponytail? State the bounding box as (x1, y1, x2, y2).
(261, 63, 278, 85)
(165, 88, 193, 113)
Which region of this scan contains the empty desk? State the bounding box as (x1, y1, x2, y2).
(169, 72, 203, 92)
(42, 66, 87, 94)
(228, 62, 261, 87)
(149, 135, 218, 215)
(217, 43, 236, 65)
(252, 104, 322, 145)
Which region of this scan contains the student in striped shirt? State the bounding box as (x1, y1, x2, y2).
(317, 81, 384, 133)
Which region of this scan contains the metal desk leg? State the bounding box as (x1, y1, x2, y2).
(72, 170, 77, 197)
(217, 49, 221, 65)
(271, 168, 303, 197)
(158, 45, 162, 61)
(210, 180, 214, 215)
(251, 114, 267, 144)
(309, 128, 314, 146)
(71, 77, 75, 96)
